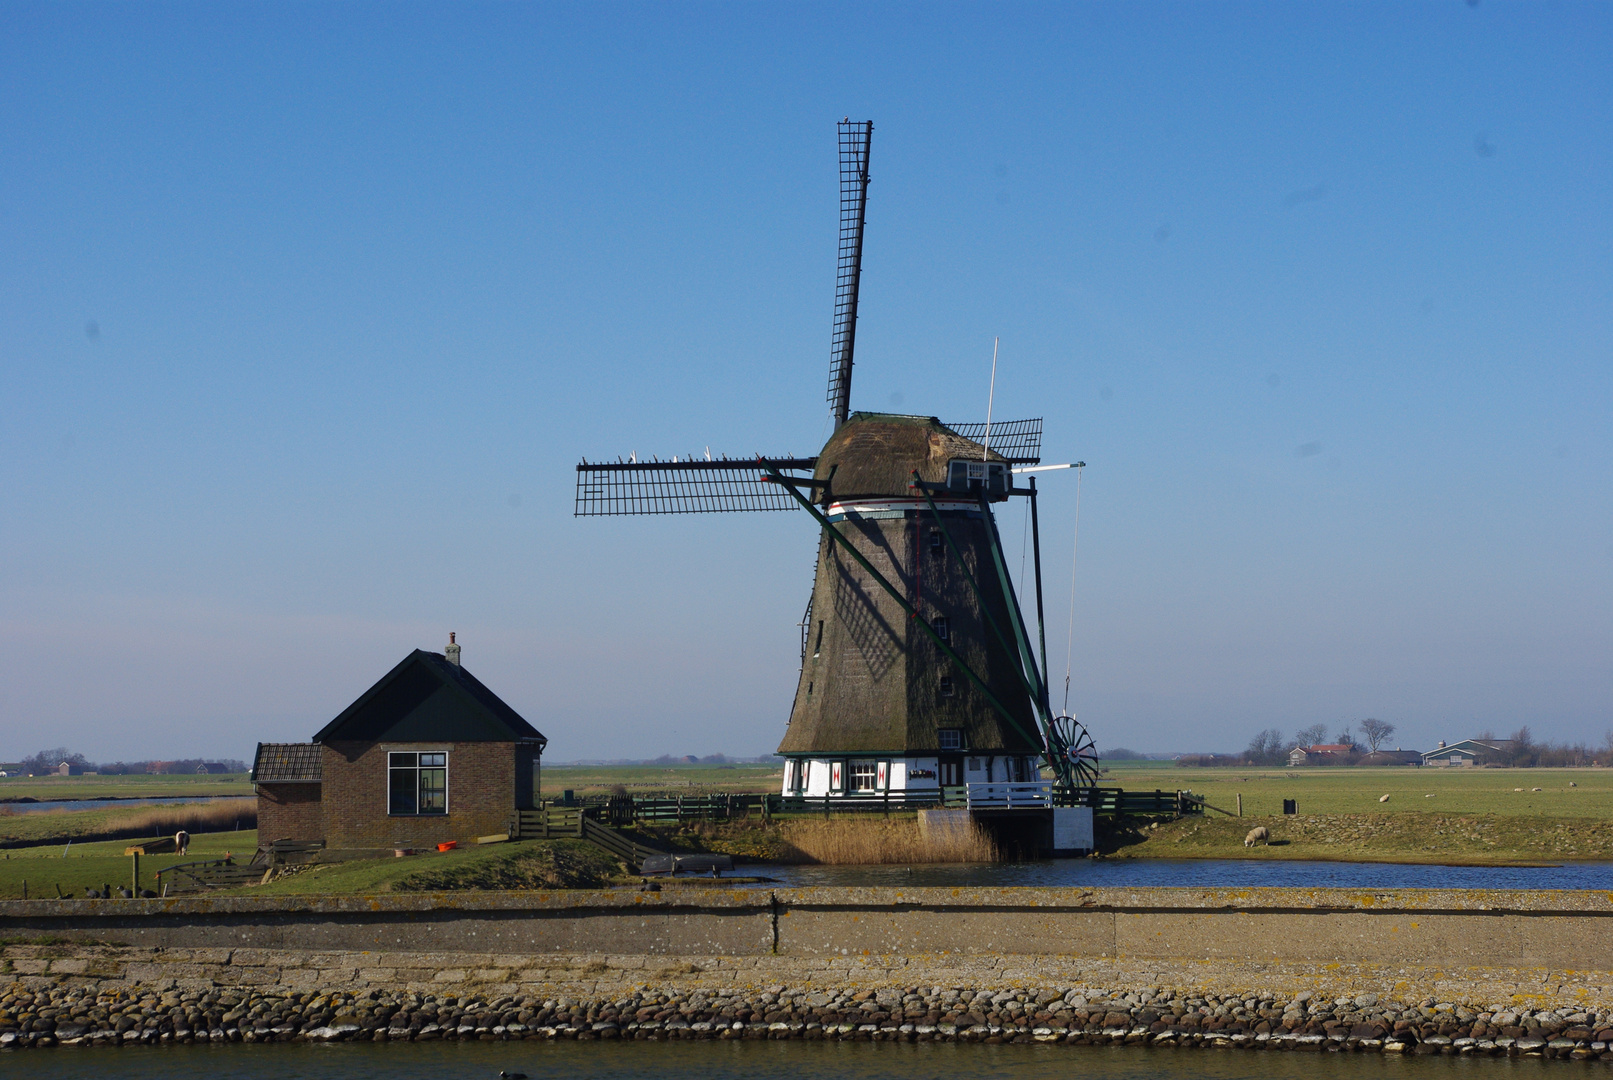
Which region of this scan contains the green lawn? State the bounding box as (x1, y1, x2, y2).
(0, 772, 250, 800)
(0, 829, 256, 900)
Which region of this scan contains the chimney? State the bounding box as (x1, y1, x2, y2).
(445, 631, 461, 667)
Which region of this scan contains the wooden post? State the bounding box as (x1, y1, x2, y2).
(1237, 793, 1242, 817)
(131, 851, 139, 895)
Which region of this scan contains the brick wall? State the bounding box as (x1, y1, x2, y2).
(320, 741, 516, 849)
(255, 783, 323, 844)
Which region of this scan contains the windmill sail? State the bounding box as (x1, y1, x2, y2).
(575, 456, 817, 516)
(943, 417, 1043, 465)
(827, 120, 873, 429)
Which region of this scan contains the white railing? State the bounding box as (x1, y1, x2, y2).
(964, 781, 1053, 809)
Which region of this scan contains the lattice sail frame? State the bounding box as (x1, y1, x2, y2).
(827, 120, 873, 428)
(574, 418, 1041, 516)
(574, 457, 816, 516)
(945, 418, 1043, 465)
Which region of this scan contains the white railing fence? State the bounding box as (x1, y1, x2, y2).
(964, 781, 1053, 809)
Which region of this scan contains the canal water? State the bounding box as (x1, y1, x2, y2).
(0, 1038, 1560, 1079)
(741, 858, 1613, 890)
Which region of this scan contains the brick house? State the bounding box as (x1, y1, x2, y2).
(252, 636, 546, 853)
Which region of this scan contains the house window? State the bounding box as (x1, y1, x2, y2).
(933, 615, 950, 643)
(389, 751, 447, 815)
(938, 728, 962, 751)
(851, 762, 877, 793)
(939, 676, 956, 697)
(786, 760, 805, 794)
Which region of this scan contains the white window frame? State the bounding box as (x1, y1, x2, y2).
(938, 728, 963, 751)
(388, 750, 449, 816)
(851, 761, 878, 793)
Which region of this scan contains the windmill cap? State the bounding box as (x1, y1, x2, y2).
(815, 413, 1006, 499)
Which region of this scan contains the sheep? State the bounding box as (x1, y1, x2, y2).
(1244, 826, 1270, 847)
(174, 830, 190, 857)
(1378, 794, 1390, 803)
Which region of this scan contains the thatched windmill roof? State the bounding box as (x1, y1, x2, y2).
(815, 413, 1008, 500)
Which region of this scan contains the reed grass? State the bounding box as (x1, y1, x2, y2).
(780, 816, 997, 864)
(0, 798, 255, 848)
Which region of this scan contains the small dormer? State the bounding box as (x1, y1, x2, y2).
(946, 458, 1010, 499)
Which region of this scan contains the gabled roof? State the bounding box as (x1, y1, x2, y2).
(1300, 744, 1356, 753)
(311, 649, 546, 746)
(1423, 738, 1514, 759)
(254, 742, 322, 782)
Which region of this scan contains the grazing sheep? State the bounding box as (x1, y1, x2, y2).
(174, 830, 190, 856)
(1378, 794, 1390, 803)
(1244, 826, 1270, 847)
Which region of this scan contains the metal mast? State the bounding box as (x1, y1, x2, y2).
(827, 120, 873, 429)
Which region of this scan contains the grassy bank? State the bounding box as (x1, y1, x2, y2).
(247, 839, 621, 895)
(1112, 810, 1613, 863)
(0, 798, 256, 849)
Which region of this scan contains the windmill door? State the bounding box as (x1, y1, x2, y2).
(937, 756, 964, 787)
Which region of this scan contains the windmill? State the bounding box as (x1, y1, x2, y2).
(576, 120, 1098, 800)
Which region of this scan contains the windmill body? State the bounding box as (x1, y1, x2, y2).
(575, 121, 1098, 801)
(779, 413, 1042, 799)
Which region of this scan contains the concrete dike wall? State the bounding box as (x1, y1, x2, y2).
(4, 885, 1613, 971)
(4, 887, 1613, 1058)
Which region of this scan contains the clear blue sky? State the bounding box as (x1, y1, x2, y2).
(2, 3, 1608, 763)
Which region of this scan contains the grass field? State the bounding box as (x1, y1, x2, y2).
(1099, 761, 1612, 819)
(0, 772, 250, 800)
(0, 829, 257, 900)
(542, 762, 783, 796)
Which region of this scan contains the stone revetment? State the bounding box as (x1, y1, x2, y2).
(4, 885, 1612, 1060)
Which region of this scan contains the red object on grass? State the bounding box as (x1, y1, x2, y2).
(437, 841, 457, 852)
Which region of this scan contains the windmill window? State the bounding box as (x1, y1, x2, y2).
(851, 762, 877, 793)
(939, 676, 956, 698)
(928, 529, 944, 554)
(813, 620, 824, 658)
(947, 459, 1008, 496)
(388, 751, 447, 816)
(933, 616, 950, 643)
(938, 728, 962, 751)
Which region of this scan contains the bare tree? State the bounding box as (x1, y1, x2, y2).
(1358, 718, 1396, 753)
(1295, 723, 1329, 748)
(1244, 729, 1287, 766)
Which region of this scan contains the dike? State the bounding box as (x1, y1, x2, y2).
(3, 886, 1612, 1059)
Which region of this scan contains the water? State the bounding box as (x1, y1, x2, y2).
(1, 796, 236, 814)
(736, 857, 1613, 890)
(0, 1038, 1551, 1080)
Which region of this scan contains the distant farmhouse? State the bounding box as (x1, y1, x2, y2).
(1287, 743, 1356, 767)
(252, 636, 546, 855)
(1358, 749, 1422, 767)
(1422, 739, 1516, 767)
